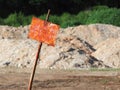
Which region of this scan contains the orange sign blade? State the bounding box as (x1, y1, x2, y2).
(29, 17, 60, 46)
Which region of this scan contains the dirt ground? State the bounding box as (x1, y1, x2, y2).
(0, 68, 120, 90)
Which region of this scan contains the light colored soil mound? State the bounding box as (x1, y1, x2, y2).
(0, 24, 120, 69)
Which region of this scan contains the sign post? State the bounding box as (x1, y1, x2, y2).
(28, 9, 51, 90)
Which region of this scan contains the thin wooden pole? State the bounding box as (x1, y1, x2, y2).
(28, 9, 50, 90)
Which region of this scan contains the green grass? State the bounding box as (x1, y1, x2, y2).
(86, 8, 120, 26)
(90, 68, 120, 72)
(0, 5, 120, 28)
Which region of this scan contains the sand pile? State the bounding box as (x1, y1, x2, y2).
(0, 24, 120, 69)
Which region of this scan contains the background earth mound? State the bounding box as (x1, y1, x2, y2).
(0, 24, 120, 69)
